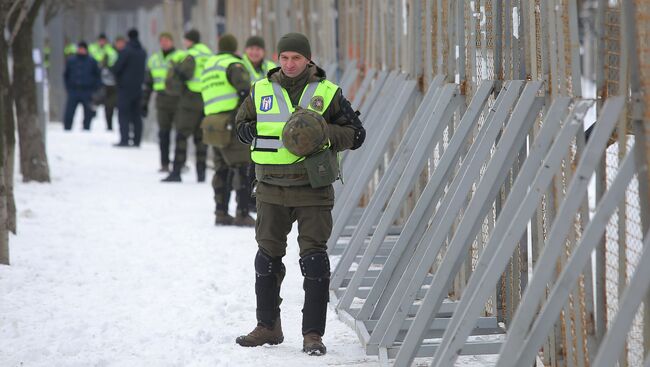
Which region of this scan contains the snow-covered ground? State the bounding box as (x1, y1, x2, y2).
(0, 119, 378, 367)
(1, 114, 498, 366)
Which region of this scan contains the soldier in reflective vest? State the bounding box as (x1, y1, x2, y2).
(242, 36, 277, 83)
(235, 33, 366, 356)
(162, 29, 212, 183)
(142, 32, 187, 172)
(89, 34, 118, 67)
(241, 36, 277, 214)
(89, 34, 119, 130)
(199, 34, 254, 226)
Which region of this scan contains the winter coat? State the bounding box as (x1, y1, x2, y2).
(64, 54, 101, 93)
(111, 38, 147, 98)
(235, 63, 358, 207)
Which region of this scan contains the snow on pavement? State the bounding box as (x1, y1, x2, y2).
(0, 122, 378, 367)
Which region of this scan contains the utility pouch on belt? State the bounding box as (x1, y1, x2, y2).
(200, 114, 232, 148)
(303, 148, 339, 188)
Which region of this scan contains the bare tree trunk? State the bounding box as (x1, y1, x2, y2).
(0, 3, 14, 265)
(11, 0, 50, 183)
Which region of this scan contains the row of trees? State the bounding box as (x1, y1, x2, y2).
(0, 0, 62, 265)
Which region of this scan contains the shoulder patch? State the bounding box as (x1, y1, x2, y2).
(310, 96, 325, 112)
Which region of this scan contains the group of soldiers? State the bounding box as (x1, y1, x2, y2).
(66, 28, 367, 356)
(144, 30, 278, 227)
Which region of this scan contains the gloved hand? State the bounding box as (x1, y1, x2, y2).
(237, 121, 256, 145)
(351, 125, 366, 150)
(141, 103, 148, 118)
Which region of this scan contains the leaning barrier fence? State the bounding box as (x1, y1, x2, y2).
(217, 0, 650, 366)
(320, 1, 650, 367)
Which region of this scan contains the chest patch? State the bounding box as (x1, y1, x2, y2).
(260, 95, 274, 112)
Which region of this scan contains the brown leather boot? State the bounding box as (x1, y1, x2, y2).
(215, 211, 234, 226)
(235, 318, 284, 347)
(303, 332, 326, 355)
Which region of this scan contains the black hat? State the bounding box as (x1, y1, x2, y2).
(218, 33, 238, 53)
(184, 29, 200, 44)
(77, 41, 88, 49)
(127, 28, 139, 39)
(245, 35, 265, 49)
(277, 32, 311, 60)
(98, 33, 107, 40)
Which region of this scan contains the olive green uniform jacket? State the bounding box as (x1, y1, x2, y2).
(235, 64, 357, 207)
(203, 52, 252, 167)
(166, 55, 204, 133)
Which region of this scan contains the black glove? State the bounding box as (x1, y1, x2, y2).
(141, 103, 148, 118)
(337, 97, 365, 150)
(237, 121, 256, 145)
(351, 125, 366, 150)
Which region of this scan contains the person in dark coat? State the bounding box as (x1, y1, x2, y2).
(63, 41, 101, 131)
(111, 28, 147, 147)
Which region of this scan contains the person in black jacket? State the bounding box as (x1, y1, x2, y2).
(111, 29, 147, 147)
(63, 41, 101, 131)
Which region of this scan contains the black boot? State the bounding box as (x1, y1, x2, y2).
(161, 171, 181, 182)
(196, 162, 206, 182)
(161, 162, 182, 182)
(300, 252, 330, 338)
(159, 130, 171, 172)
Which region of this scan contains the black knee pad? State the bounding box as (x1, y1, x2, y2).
(255, 250, 285, 276)
(254, 250, 285, 326)
(299, 252, 331, 280)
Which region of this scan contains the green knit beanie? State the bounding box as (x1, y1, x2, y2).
(218, 33, 238, 53)
(277, 32, 311, 60)
(245, 35, 265, 49)
(159, 32, 174, 41)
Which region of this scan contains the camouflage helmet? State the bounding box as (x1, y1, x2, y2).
(282, 107, 328, 157)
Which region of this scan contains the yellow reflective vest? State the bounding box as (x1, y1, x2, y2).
(147, 49, 186, 91)
(200, 54, 242, 115)
(64, 43, 77, 57)
(89, 43, 118, 67)
(185, 43, 213, 92)
(252, 78, 338, 165)
(241, 55, 276, 82)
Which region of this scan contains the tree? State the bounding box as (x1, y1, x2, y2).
(0, 1, 17, 265)
(10, 0, 50, 183)
(0, 0, 49, 265)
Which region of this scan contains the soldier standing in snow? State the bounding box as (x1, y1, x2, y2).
(142, 32, 186, 172)
(234, 33, 366, 355)
(199, 34, 254, 226)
